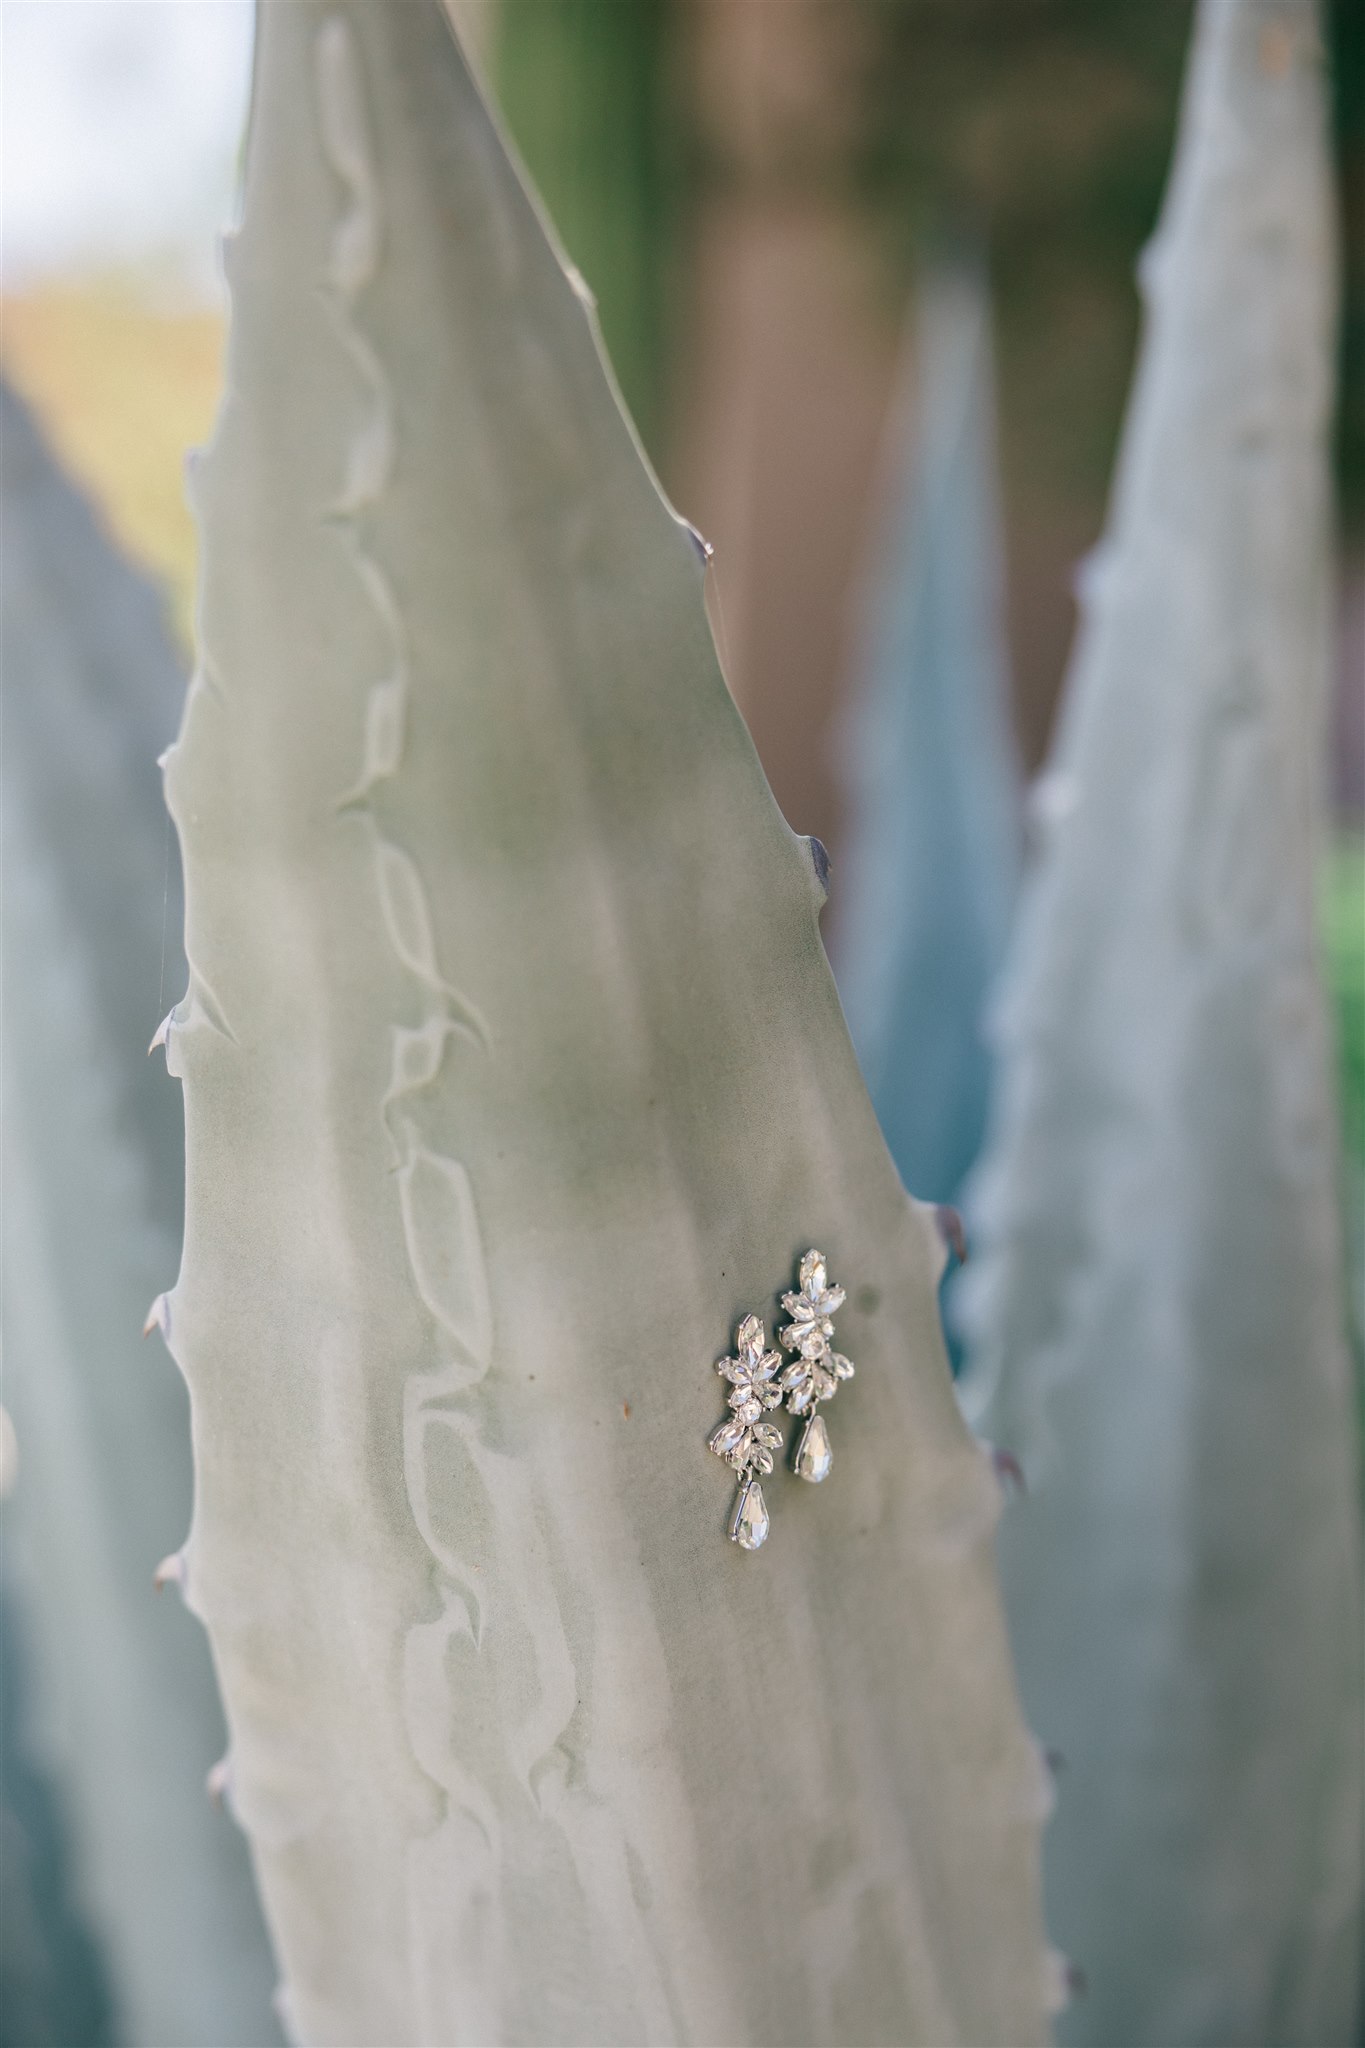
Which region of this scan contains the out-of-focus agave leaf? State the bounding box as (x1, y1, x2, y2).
(0, 1590, 116, 2048)
(835, 253, 1020, 1224)
(0, 382, 281, 2048)
(156, 6, 1051, 2042)
(957, 4, 1365, 2042)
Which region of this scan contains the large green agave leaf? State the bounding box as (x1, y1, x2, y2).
(156, 4, 1050, 2042)
(958, 2, 1364, 2041)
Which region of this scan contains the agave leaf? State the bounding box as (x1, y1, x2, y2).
(958, 4, 1364, 2040)
(157, 5, 1050, 2042)
(0, 383, 280, 2046)
(0, 1586, 117, 2048)
(835, 253, 1020, 1220)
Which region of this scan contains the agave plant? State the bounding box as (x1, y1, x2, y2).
(0, 1584, 116, 2048)
(149, 4, 1051, 2042)
(0, 381, 279, 2046)
(957, 1, 1365, 2040)
(835, 251, 1019, 1230)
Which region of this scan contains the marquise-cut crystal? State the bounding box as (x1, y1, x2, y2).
(793, 1412, 832, 1483)
(710, 1417, 746, 1460)
(730, 1478, 769, 1550)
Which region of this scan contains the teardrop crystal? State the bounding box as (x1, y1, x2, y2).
(730, 1477, 770, 1550)
(793, 1412, 832, 1483)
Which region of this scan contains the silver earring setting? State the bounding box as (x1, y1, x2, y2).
(709, 1314, 786, 1550)
(708, 1251, 856, 1548)
(779, 1250, 853, 1483)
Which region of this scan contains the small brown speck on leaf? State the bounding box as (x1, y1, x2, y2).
(623, 1402, 631, 1419)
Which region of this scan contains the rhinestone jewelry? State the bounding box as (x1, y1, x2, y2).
(708, 1313, 785, 1550)
(779, 1250, 854, 1483)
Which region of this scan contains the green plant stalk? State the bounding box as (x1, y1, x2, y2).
(156, 4, 1052, 2042)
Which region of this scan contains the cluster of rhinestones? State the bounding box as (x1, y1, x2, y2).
(778, 1251, 854, 1416)
(708, 1252, 856, 1547)
(710, 1316, 785, 1475)
(709, 1314, 785, 1549)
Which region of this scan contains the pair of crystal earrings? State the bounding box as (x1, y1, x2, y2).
(708, 1249, 854, 1552)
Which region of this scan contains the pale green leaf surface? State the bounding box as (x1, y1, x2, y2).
(0, 384, 280, 2048)
(958, 4, 1365, 2041)
(160, 6, 1050, 2045)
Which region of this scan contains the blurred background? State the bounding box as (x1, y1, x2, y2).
(1, 4, 1361, 2044)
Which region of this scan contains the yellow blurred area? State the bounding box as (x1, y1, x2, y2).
(1, 283, 225, 654)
